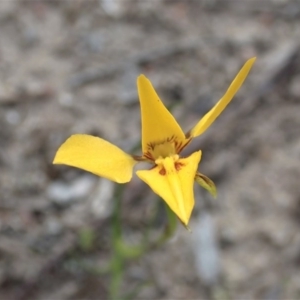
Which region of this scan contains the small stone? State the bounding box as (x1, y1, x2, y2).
(47, 175, 97, 205)
(0, 84, 17, 104)
(90, 178, 114, 219)
(5, 110, 20, 125)
(59, 92, 74, 107)
(100, 0, 126, 17)
(0, 1, 17, 20)
(22, 27, 40, 48)
(118, 62, 139, 105)
(84, 31, 105, 53)
(45, 218, 63, 235)
(289, 75, 300, 98)
(192, 212, 220, 286)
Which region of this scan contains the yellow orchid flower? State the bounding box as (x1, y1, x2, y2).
(53, 57, 256, 226)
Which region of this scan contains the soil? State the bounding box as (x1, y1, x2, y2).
(1, 1, 300, 299)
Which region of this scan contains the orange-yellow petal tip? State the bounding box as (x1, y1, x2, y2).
(245, 57, 256, 68)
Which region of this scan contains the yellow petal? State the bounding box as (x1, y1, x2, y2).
(136, 151, 201, 225)
(195, 172, 217, 198)
(53, 134, 137, 183)
(188, 57, 256, 138)
(137, 75, 186, 159)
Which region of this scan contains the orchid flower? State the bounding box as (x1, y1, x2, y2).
(53, 57, 255, 226)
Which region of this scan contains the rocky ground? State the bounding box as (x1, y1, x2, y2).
(1, 0, 300, 299)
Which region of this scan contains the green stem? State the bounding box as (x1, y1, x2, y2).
(109, 185, 125, 300)
(155, 201, 178, 246)
(108, 190, 178, 299)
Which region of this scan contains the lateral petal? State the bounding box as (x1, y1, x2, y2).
(188, 57, 256, 138)
(137, 75, 186, 157)
(53, 134, 137, 183)
(195, 172, 217, 198)
(136, 151, 201, 226)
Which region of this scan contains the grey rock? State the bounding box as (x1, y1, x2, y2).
(192, 212, 221, 286)
(90, 178, 114, 219)
(47, 176, 97, 205)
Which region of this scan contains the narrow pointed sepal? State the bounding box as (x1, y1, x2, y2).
(188, 57, 256, 138)
(53, 134, 137, 183)
(136, 151, 202, 226)
(195, 172, 217, 198)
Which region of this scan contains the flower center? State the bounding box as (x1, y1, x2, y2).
(154, 154, 188, 223)
(155, 154, 185, 176)
(153, 142, 176, 159)
(144, 136, 185, 161)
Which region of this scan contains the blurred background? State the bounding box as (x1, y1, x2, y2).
(1, 0, 300, 299)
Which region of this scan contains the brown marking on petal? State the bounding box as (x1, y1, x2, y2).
(143, 151, 154, 161)
(175, 141, 182, 153)
(131, 155, 146, 161)
(177, 138, 191, 153)
(159, 167, 166, 175)
(145, 135, 189, 159)
(149, 143, 155, 151)
(185, 130, 192, 139)
(166, 135, 175, 142)
(175, 161, 184, 171)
